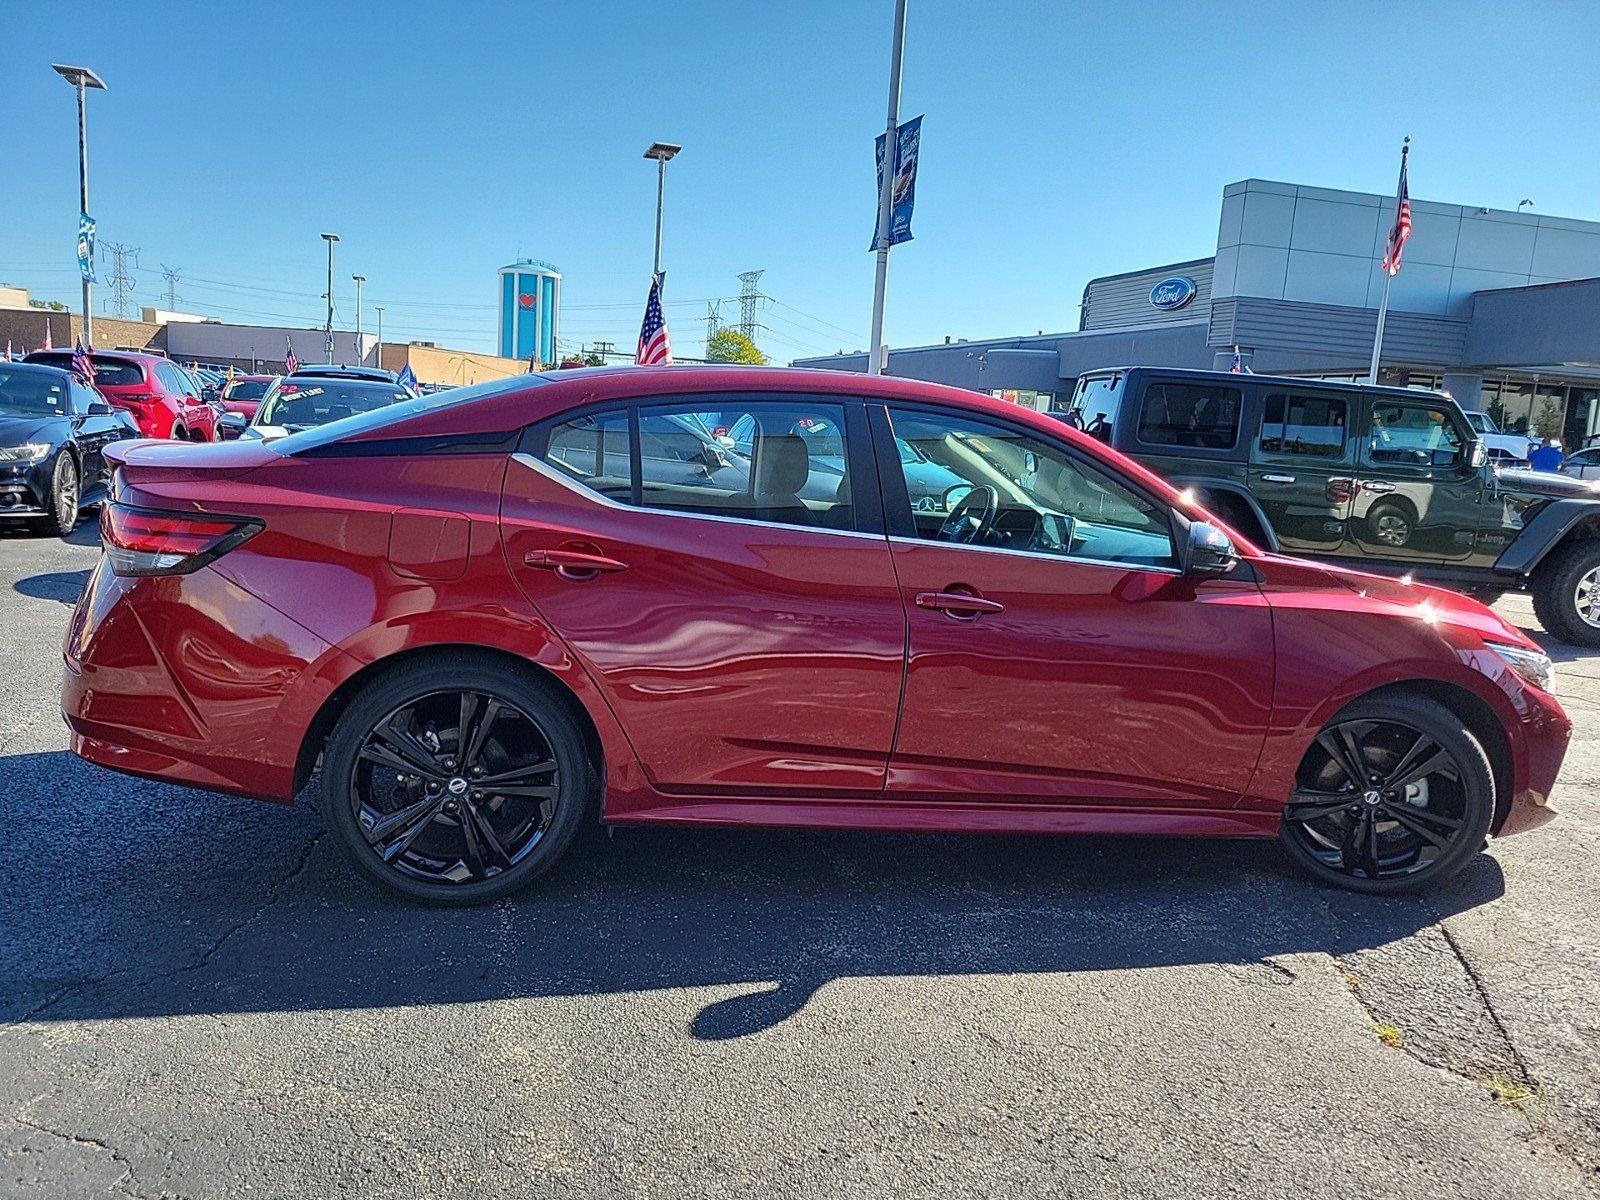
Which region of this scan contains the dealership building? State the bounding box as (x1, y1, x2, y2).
(798, 178, 1600, 447)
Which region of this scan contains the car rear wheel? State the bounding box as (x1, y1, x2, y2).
(169, 424, 187, 441)
(1531, 538, 1600, 648)
(321, 658, 592, 905)
(1277, 695, 1495, 894)
(31, 453, 78, 537)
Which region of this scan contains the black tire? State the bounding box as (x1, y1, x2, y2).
(1363, 497, 1415, 549)
(1530, 538, 1600, 648)
(1277, 694, 1496, 895)
(169, 424, 186, 441)
(30, 453, 79, 538)
(321, 655, 594, 905)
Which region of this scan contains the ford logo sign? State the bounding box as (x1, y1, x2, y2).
(1149, 277, 1197, 311)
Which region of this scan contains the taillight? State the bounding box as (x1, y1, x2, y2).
(100, 503, 261, 577)
(119, 392, 159, 405)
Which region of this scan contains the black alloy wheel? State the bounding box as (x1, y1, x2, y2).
(1278, 695, 1495, 893)
(323, 659, 591, 904)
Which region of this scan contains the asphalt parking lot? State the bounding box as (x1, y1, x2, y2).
(1, 523, 1596, 1199)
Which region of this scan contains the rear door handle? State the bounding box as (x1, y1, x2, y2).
(1359, 480, 1396, 493)
(915, 591, 1005, 618)
(1260, 473, 1296, 484)
(524, 549, 629, 579)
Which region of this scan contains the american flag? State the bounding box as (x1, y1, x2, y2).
(636, 274, 672, 366)
(71, 335, 95, 382)
(284, 336, 299, 374)
(1380, 144, 1412, 277)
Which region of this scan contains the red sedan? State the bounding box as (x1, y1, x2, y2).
(62, 366, 1569, 903)
(218, 373, 277, 420)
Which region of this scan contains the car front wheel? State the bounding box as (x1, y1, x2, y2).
(1531, 538, 1600, 648)
(1278, 695, 1495, 894)
(321, 656, 592, 905)
(32, 453, 78, 537)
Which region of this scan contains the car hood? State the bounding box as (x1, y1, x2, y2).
(1253, 552, 1539, 651)
(1494, 467, 1600, 499)
(0, 414, 60, 445)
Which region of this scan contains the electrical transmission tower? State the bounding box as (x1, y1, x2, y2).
(160, 264, 181, 311)
(102, 242, 140, 320)
(736, 271, 766, 342)
(703, 299, 724, 350)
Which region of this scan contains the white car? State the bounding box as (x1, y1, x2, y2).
(1562, 445, 1600, 480)
(1462, 410, 1534, 463)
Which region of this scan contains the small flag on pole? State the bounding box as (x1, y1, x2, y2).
(284, 336, 299, 374)
(397, 364, 418, 392)
(1380, 143, 1413, 277)
(42, 320, 53, 352)
(71, 335, 95, 382)
(636, 274, 672, 365)
(1229, 347, 1252, 374)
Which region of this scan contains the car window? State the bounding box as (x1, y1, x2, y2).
(0, 367, 70, 416)
(269, 375, 540, 454)
(1367, 403, 1465, 468)
(223, 379, 270, 401)
(638, 401, 853, 530)
(888, 407, 1177, 569)
(1137, 382, 1242, 450)
(545, 410, 631, 502)
(1259, 393, 1347, 458)
(256, 379, 412, 430)
(1066, 374, 1123, 443)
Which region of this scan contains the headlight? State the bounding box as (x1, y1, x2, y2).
(1487, 641, 1555, 693)
(0, 443, 51, 463)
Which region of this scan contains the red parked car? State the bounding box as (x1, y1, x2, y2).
(218, 373, 276, 420)
(62, 367, 1569, 904)
(25, 349, 218, 442)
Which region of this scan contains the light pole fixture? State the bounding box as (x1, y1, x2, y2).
(352, 273, 365, 364)
(374, 305, 384, 372)
(643, 142, 681, 279)
(866, 0, 908, 375)
(53, 63, 106, 344)
(320, 233, 340, 359)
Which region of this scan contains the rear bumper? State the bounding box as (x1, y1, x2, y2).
(61, 557, 337, 802)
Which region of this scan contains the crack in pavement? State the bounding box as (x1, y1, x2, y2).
(6, 827, 327, 1030)
(13, 1103, 145, 1200)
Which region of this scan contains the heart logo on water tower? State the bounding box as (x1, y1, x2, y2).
(518, 293, 536, 309)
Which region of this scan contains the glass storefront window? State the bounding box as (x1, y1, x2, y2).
(1566, 388, 1599, 450)
(1531, 385, 1566, 441)
(1490, 381, 1534, 435)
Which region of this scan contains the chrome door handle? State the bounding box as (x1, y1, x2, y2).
(1359, 480, 1396, 493)
(1260, 473, 1296, 484)
(524, 548, 629, 580)
(915, 591, 1005, 618)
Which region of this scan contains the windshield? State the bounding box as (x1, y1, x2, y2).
(268, 374, 544, 453)
(257, 379, 413, 430)
(1064, 374, 1124, 442)
(1466, 411, 1497, 433)
(223, 380, 271, 401)
(0, 367, 69, 416)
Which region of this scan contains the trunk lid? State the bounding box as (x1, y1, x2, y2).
(106, 437, 281, 487)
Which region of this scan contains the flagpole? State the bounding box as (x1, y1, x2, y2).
(1367, 136, 1410, 385)
(867, 0, 909, 377)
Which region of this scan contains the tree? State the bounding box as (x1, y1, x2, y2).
(1533, 395, 1565, 441)
(706, 328, 767, 364)
(28, 299, 68, 312)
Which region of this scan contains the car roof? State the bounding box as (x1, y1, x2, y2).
(288, 364, 397, 382)
(1077, 365, 1448, 402)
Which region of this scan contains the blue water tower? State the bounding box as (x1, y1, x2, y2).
(498, 260, 562, 363)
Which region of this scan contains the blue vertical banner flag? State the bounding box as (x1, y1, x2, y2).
(76, 212, 96, 282)
(871, 115, 923, 249)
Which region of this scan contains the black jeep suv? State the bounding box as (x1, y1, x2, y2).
(1055, 367, 1600, 647)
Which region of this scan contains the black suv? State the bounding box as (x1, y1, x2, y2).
(1055, 367, 1600, 646)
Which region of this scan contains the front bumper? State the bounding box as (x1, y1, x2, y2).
(0, 455, 54, 517)
(1498, 677, 1570, 836)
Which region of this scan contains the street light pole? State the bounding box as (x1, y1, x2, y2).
(867, 0, 909, 376)
(52, 64, 106, 345)
(352, 274, 365, 364)
(320, 232, 340, 360)
(375, 305, 384, 372)
(643, 142, 681, 279)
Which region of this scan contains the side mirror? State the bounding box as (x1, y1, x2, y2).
(218, 412, 247, 440)
(1184, 520, 1238, 578)
(86, 401, 114, 416)
(1467, 439, 1488, 470)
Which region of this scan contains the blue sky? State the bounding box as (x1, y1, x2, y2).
(5, 1, 1599, 360)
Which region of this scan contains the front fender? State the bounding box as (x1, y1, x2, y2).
(1495, 498, 1600, 576)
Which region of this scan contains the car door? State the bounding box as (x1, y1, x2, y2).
(68, 379, 118, 496)
(1349, 398, 1486, 562)
(169, 363, 214, 438)
(874, 403, 1273, 809)
(1248, 388, 1357, 553)
(500, 394, 906, 798)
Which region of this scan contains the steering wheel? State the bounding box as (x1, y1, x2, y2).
(938, 484, 1000, 544)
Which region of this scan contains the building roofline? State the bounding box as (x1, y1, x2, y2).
(1080, 256, 1215, 289)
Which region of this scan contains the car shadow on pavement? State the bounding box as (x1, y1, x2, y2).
(1, 750, 1506, 1039)
(13, 568, 91, 605)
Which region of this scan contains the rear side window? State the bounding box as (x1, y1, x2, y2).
(538, 399, 856, 532)
(1137, 382, 1242, 450)
(29, 353, 144, 387)
(1259, 393, 1348, 458)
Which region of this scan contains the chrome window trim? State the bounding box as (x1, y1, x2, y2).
(509, 452, 887, 543)
(886, 535, 1183, 576)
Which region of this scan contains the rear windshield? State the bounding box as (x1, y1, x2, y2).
(223, 379, 270, 401)
(1066, 374, 1124, 442)
(267, 373, 546, 453)
(29, 352, 144, 387)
